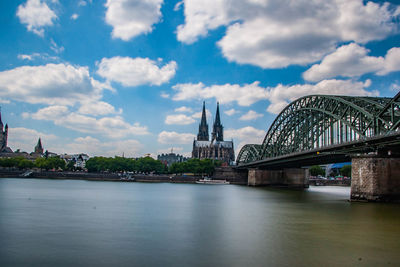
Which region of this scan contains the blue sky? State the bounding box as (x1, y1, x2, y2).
(0, 0, 399, 158)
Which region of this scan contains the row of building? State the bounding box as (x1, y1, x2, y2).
(0, 101, 235, 169)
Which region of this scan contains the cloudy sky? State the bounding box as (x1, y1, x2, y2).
(0, 0, 399, 158)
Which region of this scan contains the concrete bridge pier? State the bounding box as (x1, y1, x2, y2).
(351, 156, 400, 202)
(248, 168, 309, 188)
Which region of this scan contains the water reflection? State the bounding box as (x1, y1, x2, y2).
(0, 179, 399, 266)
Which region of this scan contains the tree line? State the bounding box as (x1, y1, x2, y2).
(0, 156, 66, 170)
(0, 156, 223, 176)
(309, 165, 352, 177)
(85, 156, 222, 175)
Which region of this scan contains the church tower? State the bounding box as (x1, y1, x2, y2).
(0, 109, 9, 152)
(197, 101, 209, 141)
(211, 102, 223, 141)
(34, 138, 44, 154)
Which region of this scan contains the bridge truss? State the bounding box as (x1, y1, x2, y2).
(237, 93, 400, 165)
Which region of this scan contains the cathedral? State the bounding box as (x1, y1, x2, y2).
(0, 110, 12, 153)
(192, 102, 235, 164)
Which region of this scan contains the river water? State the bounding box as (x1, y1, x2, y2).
(0, 178, 399, 266)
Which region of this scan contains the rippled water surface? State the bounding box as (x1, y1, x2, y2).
(1, 178, 399, 266)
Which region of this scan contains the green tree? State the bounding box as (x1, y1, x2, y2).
(309, 165, 325, 177)
(340, 165, 352, 177)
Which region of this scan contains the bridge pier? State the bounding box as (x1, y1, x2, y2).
(248, 168, 309, 187)
(351, 156, 400, 202)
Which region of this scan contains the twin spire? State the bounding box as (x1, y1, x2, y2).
(197, 101, 224, 142)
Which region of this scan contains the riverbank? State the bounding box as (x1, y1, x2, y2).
(0, 170, 200, 183)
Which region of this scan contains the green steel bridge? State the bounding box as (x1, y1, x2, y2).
(236, 91, 400, 169)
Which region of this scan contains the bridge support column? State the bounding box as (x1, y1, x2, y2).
(248, 168, 309, 187)
(351, 156, 400, 202)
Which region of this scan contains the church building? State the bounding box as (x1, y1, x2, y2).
(0, 110, 12, 153)
(192, 102, 235, 164)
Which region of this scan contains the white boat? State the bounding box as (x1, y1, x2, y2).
(196, 177, 230, 184)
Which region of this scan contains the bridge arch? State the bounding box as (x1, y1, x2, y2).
(236, 94, 400, 165)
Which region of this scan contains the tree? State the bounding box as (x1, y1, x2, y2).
(309, 165, 325, 177)
(340, 165, 352, 177)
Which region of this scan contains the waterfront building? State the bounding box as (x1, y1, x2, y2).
(60, 153, 90, 169)
(192, 102, 235, 164)
(157, 150, 187, 167)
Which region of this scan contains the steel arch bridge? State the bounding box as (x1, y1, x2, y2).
(237, 92, 400, 165)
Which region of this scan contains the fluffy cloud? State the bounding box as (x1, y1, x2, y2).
(25, 106, 149, 138)
(177, 0, 400, 68)
(239, 110, 263, 121)
(97, 57, 177, 87)
(105, 0, 163, 41)
(266, 79, 377, 114)
(64, 136, 144, 157)
(0, 63, 110, 106)
(303, 43, 400, 81)
(17, 0, 57, 36)
(172, 78, 378, 115)
(78, 101, 122, 116)
(174, 106, 193, 113)
(158, 131, 195, 144)
(172, 82, 269, 106)
(225, 126, 265, 155)
(224, 108, 238, 116)
(71, 13, 79, 20)
(165, 114, 195, 125)
(7, 127, 58, 153)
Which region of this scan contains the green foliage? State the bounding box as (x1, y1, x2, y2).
(168, 158, 220, 175)
(85, 156, 167, 174)
(35, 156, 65, 170)
(0, 157, 35, 170)
(340, 165, 352, 177)
(309, 165, 325, 176)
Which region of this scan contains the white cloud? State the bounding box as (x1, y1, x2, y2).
(172, 82, 269, 106)
(160, 92, 170, 98)
(97, 57, 177, 87)
(105, 0, 163, 41)
(225, 126, 265, 156)
(7, 127, 58, 153)
(71, 13, 79, 20)
(25, 105, 149, 138)
(64, 136, 143, 158)
(157, 146, 183, 154)
(50, 39, 64, 54)
(177, 0, 400, 68)
(165, 114, 195, 125)
(17, 0, 57, 36)
(390, 82, 400, 92)
(239, 110, 263, 121)
(303, 43, 400, 81)
(78, 0, 87, 7)
(158, 131, 195, 144)
(0, 64, 112, 108)
(224, 108, 238, 116)
(78, 100, 122, 116)
(378, 47, 400, 75)
(0, 63, 110, 106)
(266, 79, 378, 114)
(17, 53, 59, 62)
(174, 106, 193, 113)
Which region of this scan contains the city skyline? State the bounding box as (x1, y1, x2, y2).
(0, 0, 399, 158)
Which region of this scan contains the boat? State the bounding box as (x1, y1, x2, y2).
(196, 177, 230, 184)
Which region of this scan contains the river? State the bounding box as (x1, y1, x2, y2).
(0, 178, 399, 266)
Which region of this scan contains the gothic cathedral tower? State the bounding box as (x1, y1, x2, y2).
(197, 101, 209, 141)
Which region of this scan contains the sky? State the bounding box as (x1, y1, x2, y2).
(0, 0, 399, 158)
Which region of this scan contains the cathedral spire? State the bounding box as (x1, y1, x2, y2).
(0, 107, 3, 130)
(35, 138, 44, 154)
(212, 102, 224, 141)
(197, 101, 209, 141)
